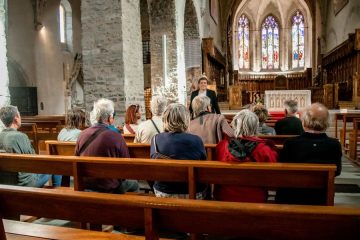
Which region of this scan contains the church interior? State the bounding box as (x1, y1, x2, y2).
(0, 0, 360, 239)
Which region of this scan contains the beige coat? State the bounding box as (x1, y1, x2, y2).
(188, 112, 234, 144)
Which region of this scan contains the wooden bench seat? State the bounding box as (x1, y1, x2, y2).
(0, 153, 336, 205)
(0, 185, 359, 240)
(4, 220, 140, 240)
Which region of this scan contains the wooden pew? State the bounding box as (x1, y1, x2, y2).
(0, 153, 336, 205)
(21, 115, 65, 125)
(18, 123, 38, 152)
(0, 185, 359, 240)
(19, 123, 59, 154)
(21, 119, 62, 133)
(123, 134, 135, 143)
(334, 112, 360, 147)
(258, 134, 298, 145)
(4, 220, 137, 240)
(349, 118, 360, 163)
(46, 140, 219, 161)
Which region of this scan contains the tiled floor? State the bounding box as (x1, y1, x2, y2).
(334, 156, 360, 206)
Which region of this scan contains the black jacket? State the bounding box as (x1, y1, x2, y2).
(189, 89, 221, 115)
(276, 132, 342, 205)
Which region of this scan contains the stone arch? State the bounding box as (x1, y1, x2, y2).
(184, 0, 201, 98)
(59, 0, 73, 51)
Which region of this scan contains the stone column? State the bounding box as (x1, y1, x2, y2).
(0, 0, 9, 107)
(149, 0, 186, 104)
(81, 0, 144, 117)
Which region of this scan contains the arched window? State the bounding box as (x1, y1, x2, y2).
(291, 11, 305, 68)
(58, 0, 72, 50)
(59, 4, 66, 43)
(237, 14, 250, 69)
(261, 15, 280, 70)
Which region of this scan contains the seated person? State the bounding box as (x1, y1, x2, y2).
(134, 96, 167, 143)
(276, 103, 342, 205)
(0, 105, 62, 187)
(123, 104, 142, 134)
(57, 109, 83, 141)
(253, 104, 275, 135)
(214, 109, 278, 203)
(150, 103, 207, 199)
(275, 99, 304, 135)
(75, 98, 139, 193)
(188, 95, 234, 144)
(90, 104, 119, 133)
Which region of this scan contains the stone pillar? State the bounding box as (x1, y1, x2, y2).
(149, 0, 186, 104)
(0, 0, 9, 107)
(81, 0, 144, 118)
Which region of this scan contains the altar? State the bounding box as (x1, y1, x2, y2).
(264, 90, 311, 111)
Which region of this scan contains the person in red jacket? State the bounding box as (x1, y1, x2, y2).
(214, 109, 278, 203)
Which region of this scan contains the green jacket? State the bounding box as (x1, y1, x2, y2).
(0, 128, 38, 186)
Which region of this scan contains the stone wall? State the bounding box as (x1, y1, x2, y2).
(184, 0, 201, 105)
(149, 0, 179, 102)
(81, 0, 144, 121)
(0, 0, 9, 107)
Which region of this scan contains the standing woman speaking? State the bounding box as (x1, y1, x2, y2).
(189, 74, 221, 117)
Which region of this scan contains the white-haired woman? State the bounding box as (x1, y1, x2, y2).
(134, 96, 167, 143)
(150, 103, 207, 199)
(214, 109, 278, 203)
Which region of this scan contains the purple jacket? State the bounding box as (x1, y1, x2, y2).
(75, 124, 129, 192)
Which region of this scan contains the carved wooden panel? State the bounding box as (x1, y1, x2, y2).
(274, 75, 288, 90)
(229, 86, 242, 110)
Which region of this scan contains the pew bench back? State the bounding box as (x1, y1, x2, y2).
(0, 185, 358, 240)
(45, 140, 218, 160)
(0, 153, 336, 205)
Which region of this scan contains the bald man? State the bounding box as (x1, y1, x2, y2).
(276, 103, 342, 205)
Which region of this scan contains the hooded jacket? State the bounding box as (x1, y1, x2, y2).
(214, 136, 278, 203)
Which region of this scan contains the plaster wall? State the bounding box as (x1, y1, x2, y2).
(7, 0, 81, 114)
(325, 0, 360, 52)
(7, 0, 36, 87)
(34, 0, 65, 115)
(203, 0, 222, 52)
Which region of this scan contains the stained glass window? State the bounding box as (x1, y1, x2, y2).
(261, 15, 279, 70)
(238, 15, 250, 69)
(292, 11, 305, 68)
